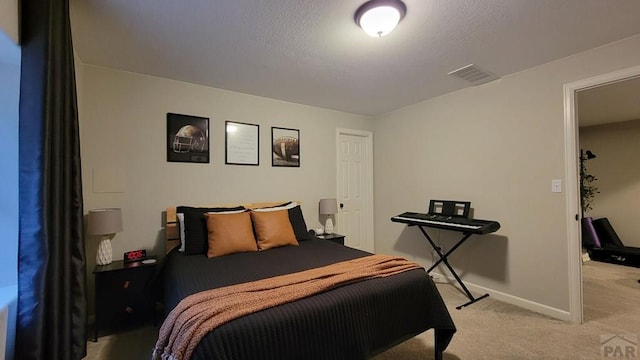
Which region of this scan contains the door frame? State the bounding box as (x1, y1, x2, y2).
(336, 128, 374, 252)
(563, 64, 640, 323)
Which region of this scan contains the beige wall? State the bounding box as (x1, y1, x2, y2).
(0, 0, 19, 44)
(580, 119, 640, 247)
(78, 64, 372, 264)
(373, 34, 640, 316)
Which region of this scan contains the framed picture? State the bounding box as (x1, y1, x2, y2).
(272, 127, 300, 167)
(225, 121, 259, 165)
(166, 113, 210, 163)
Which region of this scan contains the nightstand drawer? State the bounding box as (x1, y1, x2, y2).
(94, 259, 157, 340)
(96, 267, 152, 296)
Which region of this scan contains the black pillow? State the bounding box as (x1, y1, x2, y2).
(177, 206, 246, 255)
(288, 205, 311, 241)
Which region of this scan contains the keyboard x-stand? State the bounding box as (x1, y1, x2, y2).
(391, 208, 500, 309)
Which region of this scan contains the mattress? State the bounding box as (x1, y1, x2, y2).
(161, 239, 456, 360)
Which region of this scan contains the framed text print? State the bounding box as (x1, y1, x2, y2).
(225, 121, 259, 165)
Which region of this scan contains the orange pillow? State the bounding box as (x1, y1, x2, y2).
(205, 211, 258, 257)
(250, 210, 298, 251)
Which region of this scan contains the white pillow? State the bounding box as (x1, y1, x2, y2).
(252, 201, 298, 212)
(205, 209, 248, 215)
(177, 213, 185, 252)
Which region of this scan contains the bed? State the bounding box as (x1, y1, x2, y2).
(154, 202, 456, 360)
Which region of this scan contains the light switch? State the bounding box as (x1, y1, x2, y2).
(552, 179, 562, 193)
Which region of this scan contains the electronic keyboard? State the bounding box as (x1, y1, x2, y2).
(391, 211, 500, 235)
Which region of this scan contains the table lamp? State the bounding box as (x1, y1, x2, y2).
(319, 198, 338, 235)
(88, 208, 123, 265)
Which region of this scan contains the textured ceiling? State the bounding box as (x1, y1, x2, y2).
(70, 0, 640, 116)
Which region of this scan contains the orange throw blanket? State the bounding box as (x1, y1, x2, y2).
(152, 254, 422, 360)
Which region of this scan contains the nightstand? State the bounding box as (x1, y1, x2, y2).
(93, 257, 158, 341)
(317, 233, 345, 245)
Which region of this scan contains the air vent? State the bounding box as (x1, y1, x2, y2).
(448, 64, 500, 85)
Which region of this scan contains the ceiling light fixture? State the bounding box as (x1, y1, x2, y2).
(355, 0, 407, 38)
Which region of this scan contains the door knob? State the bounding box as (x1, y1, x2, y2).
(340, 203, 344, 209)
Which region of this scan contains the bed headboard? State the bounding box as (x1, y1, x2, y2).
(165, 201, 296, 253)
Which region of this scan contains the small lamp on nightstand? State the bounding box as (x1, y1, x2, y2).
(319, 198, 338, 235)
(88, 208, 123, 266)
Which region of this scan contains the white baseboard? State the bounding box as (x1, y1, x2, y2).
(433, 272, 572, 321)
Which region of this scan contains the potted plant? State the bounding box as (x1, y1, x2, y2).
(580, 150, 599, 216)
(580, 150, 600, 250)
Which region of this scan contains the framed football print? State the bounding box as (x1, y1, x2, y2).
(272, 127, 299, 167)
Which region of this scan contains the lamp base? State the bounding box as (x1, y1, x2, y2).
(324, 217, 334, 235)
(96, 238, 113, 265)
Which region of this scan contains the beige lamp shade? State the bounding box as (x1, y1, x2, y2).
(319, 198, 338, 215)
(319, 199, 338, 235)
(88, 208, 122, 266)
(88, 208, 123, 235)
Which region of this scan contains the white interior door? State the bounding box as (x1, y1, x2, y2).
(337, 129, 374, 252)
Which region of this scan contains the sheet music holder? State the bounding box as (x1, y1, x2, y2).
(391, 200, 500, 309)
(428, 200, 471, 218)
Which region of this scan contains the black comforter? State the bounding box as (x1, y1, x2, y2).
(161, 239, 455, 360)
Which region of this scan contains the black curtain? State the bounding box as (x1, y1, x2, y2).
(17, 0, 88, 359)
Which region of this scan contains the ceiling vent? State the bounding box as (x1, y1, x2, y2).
(448, 64, 500, 85)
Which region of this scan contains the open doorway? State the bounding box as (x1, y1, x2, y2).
(578, 78, 640, 240)
(578, 77, 640, 322)
(564, 65, 640, 324)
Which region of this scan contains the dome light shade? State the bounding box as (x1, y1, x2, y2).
(355, 0, 407, 37)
